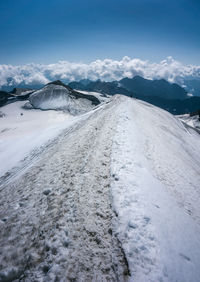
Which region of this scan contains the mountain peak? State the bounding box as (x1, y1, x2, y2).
(119, 76, 187, 99)
(47, 80, 73, 91)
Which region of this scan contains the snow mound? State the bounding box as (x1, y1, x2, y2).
(29, 82, 100, 114)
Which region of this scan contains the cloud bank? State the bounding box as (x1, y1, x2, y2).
(0, 56, 200, 88)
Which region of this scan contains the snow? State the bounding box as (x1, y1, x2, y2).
(29, 84, 96, 114)
(74, 89, 111, 103)
(0, 95, 200, 281)
(0, 101, 75, 177)
(111, 96, 200, 281)
(177, 113, 200, 131)
(0, 97, 129, 281)
(12, 89, 34, 97)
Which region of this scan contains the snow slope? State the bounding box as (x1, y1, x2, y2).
(111, 96, 200, 282)
(0, 101, 78, 178)
(0, 95, 200, 281)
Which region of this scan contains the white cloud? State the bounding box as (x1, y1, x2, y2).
(0, 56, 200, 88)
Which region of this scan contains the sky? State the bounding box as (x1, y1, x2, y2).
(0, 0, 200, 65)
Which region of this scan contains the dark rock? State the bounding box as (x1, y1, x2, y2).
(108, 228, 113, 235)
(190, 109, 200, 117)
(63, 240, 69, 248)
(43, 189, 51, 195)
(42, 264, 50, 273)
(0, 91, 13, 107)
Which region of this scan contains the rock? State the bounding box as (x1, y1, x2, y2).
(43, 189, 51, 195)
(42, 264, 50, 274)
(63, 240, 69, 248)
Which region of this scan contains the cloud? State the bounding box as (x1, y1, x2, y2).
(0, 56, 200, 88)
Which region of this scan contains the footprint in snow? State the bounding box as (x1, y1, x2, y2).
(143, 216, 151, 225)
(179, 253, 191, 262)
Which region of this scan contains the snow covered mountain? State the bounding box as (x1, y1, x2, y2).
(0, 93, 200, 281)
(2, 77, 200, 115)
(28, 80, 100, 114)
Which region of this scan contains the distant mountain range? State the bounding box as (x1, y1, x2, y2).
(1, 75, 200, 97)
(69, 76, 200, 114)
(183, 78, 200, 97)
(1, 76, 200, 115)
(69, 80, 131, 96)
(119, 76, 188, 99)
(69, 76, 188, 100)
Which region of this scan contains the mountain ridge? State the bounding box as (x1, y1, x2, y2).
(1, 77, 200, 115)
(69, 76, 188, 100)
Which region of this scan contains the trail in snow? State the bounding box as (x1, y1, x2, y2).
(0, 97, 129, 281)
(0, 95, 200, 282)
(0, 100, 107, 186)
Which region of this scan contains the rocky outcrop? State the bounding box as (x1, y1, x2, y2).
(0, 91, 13, 107)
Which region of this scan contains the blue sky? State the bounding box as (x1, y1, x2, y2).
(0, 0, 200, 65)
